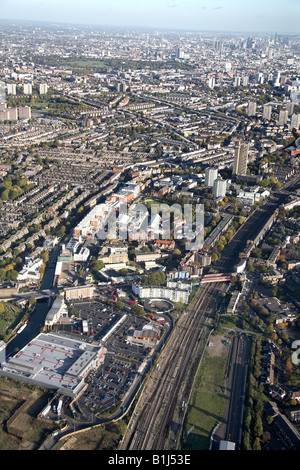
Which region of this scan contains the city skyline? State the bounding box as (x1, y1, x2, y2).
(1, 0, 300, 34)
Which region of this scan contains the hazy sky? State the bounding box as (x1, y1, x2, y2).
(1, 0, 299, 33)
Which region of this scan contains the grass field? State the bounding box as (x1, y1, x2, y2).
(180, 335, 230, 450)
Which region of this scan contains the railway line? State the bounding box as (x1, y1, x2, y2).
(120, 172, 300, 450)
(120, 281, 227, 450)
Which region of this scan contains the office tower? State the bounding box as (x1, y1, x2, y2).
(7, 83, 16, 95)
(213, 178, 227, 199)
(248, 101, 257, 117)
(290, 114, 300, 131)
(18, 106, 31, 120)
(23, 83, 32, 95)
(263, 104, 272, 120)
(278, 110, 288, 126)
(233, 142, 249, 176)
(225, 62, 231, 73)
(205, 167, 218, 187)
(39, 83, 48, 94)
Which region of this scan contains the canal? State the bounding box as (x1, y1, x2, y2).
(5, 242, 61, 358)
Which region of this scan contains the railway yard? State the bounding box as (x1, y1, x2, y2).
(120, 281, 227, 450)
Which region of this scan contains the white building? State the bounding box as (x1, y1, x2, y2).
(45, 297, 68, 326)
(18, 257, 43, 282)
(205, 167, 218, 187)
(39, 83, 48, 95)
(6, 84, 16, 95)
(213, 178, 227, 199)
(0, 332, 107, 397)
(132, 282, 191, 304)
(73, 247, 90, 262)
(236, 187, 270, 205)
(23, 83, 32, 95)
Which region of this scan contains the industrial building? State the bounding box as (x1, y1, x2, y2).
(0, 332, 106, 397)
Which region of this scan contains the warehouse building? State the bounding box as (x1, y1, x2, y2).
(0, 332, 106, 397)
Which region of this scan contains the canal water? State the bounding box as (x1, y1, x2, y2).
(5, 242, 60, 358)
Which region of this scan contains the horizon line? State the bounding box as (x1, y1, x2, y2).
(0, 17, 299, 36)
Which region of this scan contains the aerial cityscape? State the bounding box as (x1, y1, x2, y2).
(0, 0, 299, 456)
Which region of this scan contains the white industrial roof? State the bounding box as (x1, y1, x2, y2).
(2, 332, 106, 395)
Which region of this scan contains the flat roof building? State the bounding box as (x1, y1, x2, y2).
(0, 332, 106, 397)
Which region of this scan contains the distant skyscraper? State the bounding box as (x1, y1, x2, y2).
(18, 106, 31, 120)
(278, 109, 288, 126)
(7, 107, 18, 121)
(0, 81, 5, 105)
(39, 83, 48, 95)
(287, 101, 294, 116)
(225, 62, 231, 73)
(233, 142, 249, 177)
(290, 114, 300, 131)
(273, 72, 281, 87)
(233, 76, 241, 87)
(205, 167, 218, 187)
(263, 104, 272, 120)
(290, 80, 300, 104)
(7, 83, 16, 95)
(208, 76, 215, 89)
(255, 72, 264, 84)
(23, 83, 32, 95)
(248, 101, 257, 117)
(242, 76, 249, 87)
(176, 47, 185, 59)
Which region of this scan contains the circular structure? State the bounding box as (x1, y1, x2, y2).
(144, 298, 173, 313)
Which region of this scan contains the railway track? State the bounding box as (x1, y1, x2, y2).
(120, 281, 226, 450)
(120, 173, 300, 450)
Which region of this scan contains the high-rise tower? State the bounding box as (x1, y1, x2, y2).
(233, 142, 249, 177)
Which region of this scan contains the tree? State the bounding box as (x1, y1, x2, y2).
(28, 295, 36, 306)
(91, 260, 105, 272)
(6, 270, 18, 281)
